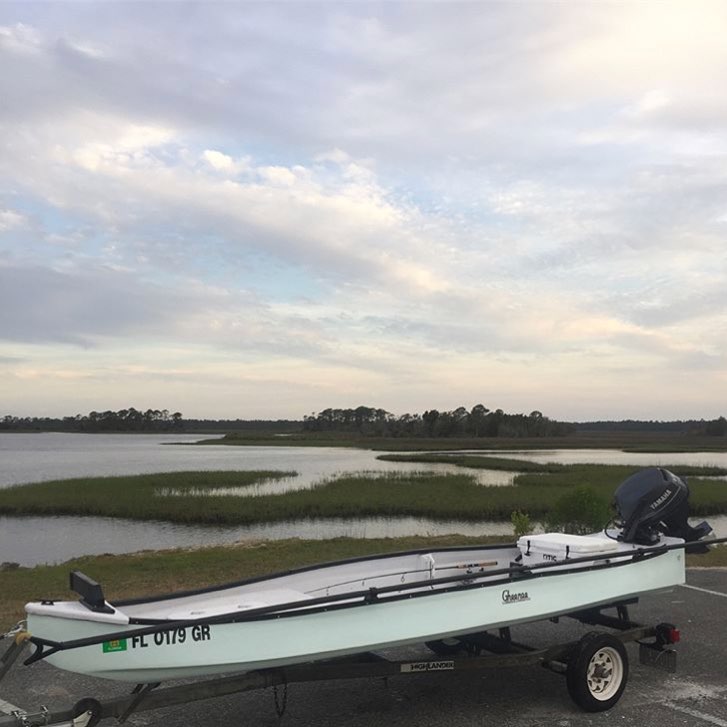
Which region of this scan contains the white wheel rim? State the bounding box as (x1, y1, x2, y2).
(586, 646, 623, 701)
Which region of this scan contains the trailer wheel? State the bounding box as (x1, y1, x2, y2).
(425, 638, 463, 656)
(72, 697, 103, 727)
(566, 632, 629, 712)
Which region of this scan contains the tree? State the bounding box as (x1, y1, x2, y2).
(422, 410, 439, 437)
(469, 404, 490, 437)
(705, 416, 727, 436)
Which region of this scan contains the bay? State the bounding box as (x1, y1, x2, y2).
(0, 515, 516, 566)
(490, 448, 727, 468)
(0, 433, 516, 491)
(0, 434, 724, 565)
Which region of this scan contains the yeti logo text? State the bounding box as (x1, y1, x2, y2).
(502, 589, 530, 604)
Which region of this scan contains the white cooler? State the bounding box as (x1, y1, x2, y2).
(517, 532, 620, 570)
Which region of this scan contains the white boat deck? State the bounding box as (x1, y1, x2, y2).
(119, 546, 517, 621)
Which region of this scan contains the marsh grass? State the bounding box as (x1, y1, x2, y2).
(376, 453, 564, 472)
(0, 470, 533, 523)
(1, 464, 725, 525)
(515, 465, 727, 518)
(0, 471, 296, 523)
(195, 431, 727, 453)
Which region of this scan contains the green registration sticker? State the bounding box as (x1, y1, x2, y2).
(102, 638, 128, 653)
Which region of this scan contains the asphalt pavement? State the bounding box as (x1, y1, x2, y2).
(2, 569, 726, 727)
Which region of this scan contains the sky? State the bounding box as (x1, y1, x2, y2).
(1, 1, 726, 421)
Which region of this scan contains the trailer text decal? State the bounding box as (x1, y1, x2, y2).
(401, 660, 454, 673)
(501, 589, 530, 604)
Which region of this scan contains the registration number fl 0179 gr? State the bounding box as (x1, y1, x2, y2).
(102, 625, 213, 653)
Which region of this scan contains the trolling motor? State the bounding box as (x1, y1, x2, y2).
(613, 467, 712, 551)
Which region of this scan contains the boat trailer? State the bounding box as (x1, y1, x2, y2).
(1, 599, 680, 726)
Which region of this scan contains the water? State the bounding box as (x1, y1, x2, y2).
(0, 433, 517, 564)
(0, 434, 725, 565)
(478, 448, 727, 468)
(0, 433, 516, 491)
(2, 512, 726, 567)
(0, 515, 517, 566)
(157, 464, 515, 498)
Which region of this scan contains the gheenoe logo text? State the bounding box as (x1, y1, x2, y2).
(501, 589, 530, 604)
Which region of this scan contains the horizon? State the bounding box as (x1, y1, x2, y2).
(3, 405, 725, 426)
(2, 2, 726, 421)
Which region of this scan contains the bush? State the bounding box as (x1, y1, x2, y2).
(510, 510, 532, 538)
(546, 487, 610, 535)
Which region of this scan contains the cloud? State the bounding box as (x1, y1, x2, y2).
(0, 22, 42, 54)
(0, 209, 27, 231)
(201, 149, 250, 175)
(1, 6, 727, 418)
(0, 263, 191, 346)
(0, 261, 335, 360)
(1, 105, 455, 297)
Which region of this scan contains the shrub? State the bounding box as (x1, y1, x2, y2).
(546, 487, 610, 535)
(510, 510, 532, 538)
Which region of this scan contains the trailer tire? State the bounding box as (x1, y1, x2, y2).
(566, 632, 628, 712)
(72, 697, 103, 727)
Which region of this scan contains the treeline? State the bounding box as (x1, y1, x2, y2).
(0, 410, 303, 434)
(302, 405, 575, 438)
(1, 408, 184, 433)
(576, 418, 727, 436)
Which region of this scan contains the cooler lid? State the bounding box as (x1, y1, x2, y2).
(517, 533, 619, 554)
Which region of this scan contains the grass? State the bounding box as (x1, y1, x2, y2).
(2, 536, 725, 627)
(514, 465, 727, 518)
(193, 430, 727, 452)
(0, 470, 528, 523)
(0, 470, 297, 523)
(380, 456, 727, 519)
(377, 453, 567, 472)
(1, 464, 726, 525)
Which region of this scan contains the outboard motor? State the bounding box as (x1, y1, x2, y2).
(613, 467, 712, 551)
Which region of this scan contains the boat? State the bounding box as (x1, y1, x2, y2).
(21, 467, 714, 685)
(24, 532, 685, 683)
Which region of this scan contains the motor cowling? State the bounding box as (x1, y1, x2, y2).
(613, 467, 712, 549)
